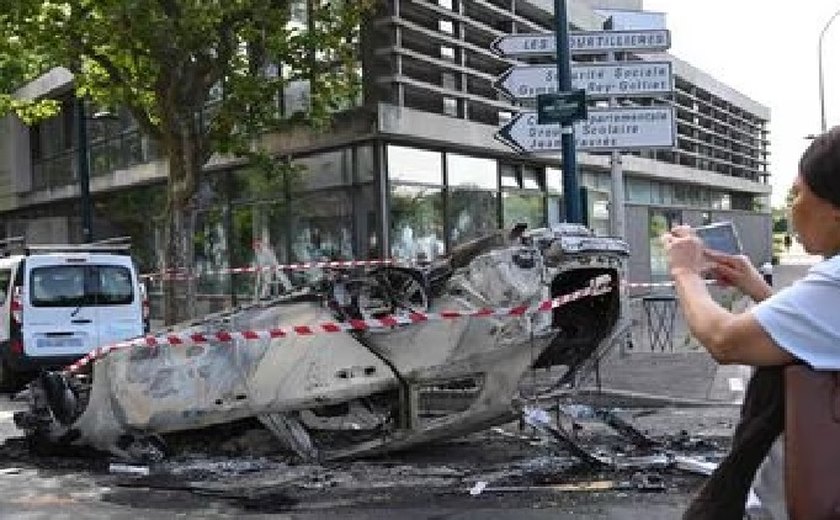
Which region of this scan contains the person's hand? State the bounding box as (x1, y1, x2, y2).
(704, 249, 772, 302)
(662, 225, 705, 277)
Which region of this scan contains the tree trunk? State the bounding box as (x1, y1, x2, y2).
(161, 123, 201, 325)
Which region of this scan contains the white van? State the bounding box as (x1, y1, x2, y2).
(0, 243, 147, 389)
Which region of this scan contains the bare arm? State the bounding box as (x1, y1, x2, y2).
(664, 226, 794, 366)
(704, 249, 773, 303)
(672, 269, 794, 366)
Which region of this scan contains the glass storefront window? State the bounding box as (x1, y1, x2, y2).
(289, 189, 354, 261)
(355, 145, 375, 183)
(447, 153, 497, 189)
(388, 145, 443, 184)
(230, 166, 286, 203)
(194, 208, 229, 295)
(649, 209, 682, 280)
(503, 192, 544, 230)
(521, 167, 542, 190)
(500, 163, 519, 188)
(390, 185, 444, 263)
(449, 190, 499, 245)
(295, 149, 351, 190)
(352, 185, 380, 259)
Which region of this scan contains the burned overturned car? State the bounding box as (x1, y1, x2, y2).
(15, 225, 629, 461)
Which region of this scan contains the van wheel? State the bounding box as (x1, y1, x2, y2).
(0, 359, 17, 392)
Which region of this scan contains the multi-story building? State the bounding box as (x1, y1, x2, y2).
(0, 0, 771, 310)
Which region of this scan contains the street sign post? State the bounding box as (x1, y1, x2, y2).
(496, 106, 676, 154)
(491, 20, 673, 237)
(494, 61, 673, 100)
(491, 29, 671, 57)
(537, 90, 587, 125)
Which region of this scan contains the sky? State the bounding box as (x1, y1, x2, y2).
(640, 0, 840, 207)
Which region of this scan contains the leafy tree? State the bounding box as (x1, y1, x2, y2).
(0, 0, 375, 323)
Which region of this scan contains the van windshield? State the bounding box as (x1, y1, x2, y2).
(30, 265, 134, 307)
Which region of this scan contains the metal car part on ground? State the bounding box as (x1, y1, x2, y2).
(14, 225, 630, 461)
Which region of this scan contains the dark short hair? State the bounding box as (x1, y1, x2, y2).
(800, 126, 840, 208)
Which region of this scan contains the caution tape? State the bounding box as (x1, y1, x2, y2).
(139, 259, 395, 280)
(624, 279, 719, 289)
(65, 275, 613, 374)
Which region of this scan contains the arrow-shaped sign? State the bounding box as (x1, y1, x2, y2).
(491, 29, 671, 57)
(496, 107, 676, 153)
(494, 62, 673, 100)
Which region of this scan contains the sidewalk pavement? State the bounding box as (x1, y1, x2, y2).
(577, 296, 749, 406)
(581, 247, 821, 408)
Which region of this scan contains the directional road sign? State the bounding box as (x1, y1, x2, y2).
(491, 29, 671, 58)
(496, 106, 676, 153)
(495, 61, 672, 100)
(537, 90, 587, 125)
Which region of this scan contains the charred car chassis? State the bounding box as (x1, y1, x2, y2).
(15, 225, 630, 461)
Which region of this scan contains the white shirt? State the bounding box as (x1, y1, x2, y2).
(753, 254, 840, 370)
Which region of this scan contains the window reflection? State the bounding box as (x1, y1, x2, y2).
(503, 193, 544, 230)
(649, 209, 682, 280)
(447, 154, 496, 189)
(290, 190, 354, 261)
(295, 150, 351, 190)
(387, 145, 443, 184)
(448, 153, 498, 245)
(390, 185, 444, 263)
(449, 190, 498, 245)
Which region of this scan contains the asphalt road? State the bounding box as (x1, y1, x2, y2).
(0, 389, 739, 520)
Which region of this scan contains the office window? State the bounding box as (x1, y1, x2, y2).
(440, 46, 455, 61)
(443, 97, 458, 117)
(627, 178, 652, 204)
(439, 20, 454, 34)
(441, 72, 457, 90)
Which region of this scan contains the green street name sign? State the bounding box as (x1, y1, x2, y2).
(537, 90, 587, 125)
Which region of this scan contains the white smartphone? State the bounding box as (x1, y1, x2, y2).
(694, 221, 743, 255)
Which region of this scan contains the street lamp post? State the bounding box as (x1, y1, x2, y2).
(819, 8, 840, 132)
(76, 98, 119, 244)
(76, 96, 93, 243)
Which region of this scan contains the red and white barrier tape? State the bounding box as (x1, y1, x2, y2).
(65, 276, 613, 374)
(624, 279, 719, 289)
(139, 259, 395, 280)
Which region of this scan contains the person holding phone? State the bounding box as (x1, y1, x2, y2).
(663, 126, 840, 519)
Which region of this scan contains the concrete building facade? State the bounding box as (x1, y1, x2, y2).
(0, 0, 771, 307)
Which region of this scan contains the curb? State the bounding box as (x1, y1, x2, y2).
(532, 387, 742, 409)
